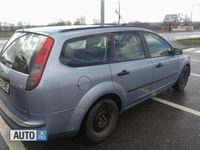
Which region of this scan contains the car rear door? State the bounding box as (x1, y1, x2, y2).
(141, 32, 182, 93)
(109, 31, 153, 106)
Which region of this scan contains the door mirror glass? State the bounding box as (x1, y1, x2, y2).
(174, 48, 183, 55)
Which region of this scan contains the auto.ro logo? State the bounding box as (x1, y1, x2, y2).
(10, 130, 48, 141)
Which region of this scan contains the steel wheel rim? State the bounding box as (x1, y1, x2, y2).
(92, 103, 115, 133)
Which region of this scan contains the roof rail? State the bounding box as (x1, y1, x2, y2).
(58, 25, 136, 33)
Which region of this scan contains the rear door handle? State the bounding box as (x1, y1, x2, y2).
(156, 63, 163, 68)
(117, 70, 130, 76)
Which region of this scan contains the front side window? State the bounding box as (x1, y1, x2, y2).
(60, 35, 108, 67)
(143, 32, 171, 57)
(113, 32, 145, 62)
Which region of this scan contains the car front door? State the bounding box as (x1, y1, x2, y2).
(142, 32, 182, 93)
(109, 31, 153, 106)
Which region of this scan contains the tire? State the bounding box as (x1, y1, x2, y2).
(173, 66, 190, 91)
(84, 98, 119, 143)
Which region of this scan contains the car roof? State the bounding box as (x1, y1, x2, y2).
(16, 25, 151, 35)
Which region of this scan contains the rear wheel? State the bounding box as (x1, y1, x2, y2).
(173, 66, 190, 91)
(84, 98, 119, 143)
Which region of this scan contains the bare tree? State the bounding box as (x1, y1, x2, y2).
(57, 19, 65, 26)
(47, 19, 72, 26)
(73, 17, 86, 25)
(17, 21, 24, 29)
(92, 19, 100, 25)
(65, 21, 72, 25)
(0, 22, 2, 31)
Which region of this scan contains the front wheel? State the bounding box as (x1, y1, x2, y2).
(173, 66, 190, 91)
(84, 98, 119, 143)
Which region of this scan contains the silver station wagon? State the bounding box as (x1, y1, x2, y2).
(0, 26, 190, 143)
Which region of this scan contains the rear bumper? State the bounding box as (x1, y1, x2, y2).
(0, 107, 78, 138)
(0, 96, 87, 136)
(0, 99, 46, 128)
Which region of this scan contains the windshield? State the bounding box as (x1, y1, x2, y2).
(0, 33, 47, 74)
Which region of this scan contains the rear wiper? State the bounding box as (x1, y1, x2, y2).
(0, 56, 12, 67)
(0, 56, 5, 63)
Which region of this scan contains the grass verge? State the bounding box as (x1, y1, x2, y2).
(176, 38, 200, 47)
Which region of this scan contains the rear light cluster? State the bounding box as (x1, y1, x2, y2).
(26, 37, 54, 90)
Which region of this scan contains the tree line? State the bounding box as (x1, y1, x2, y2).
(0, 17, 200, 32)
(0, 17, 87, 31)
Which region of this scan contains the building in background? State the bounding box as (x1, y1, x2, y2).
(163, 13, 193, 31)
(163, 14, 185, 23)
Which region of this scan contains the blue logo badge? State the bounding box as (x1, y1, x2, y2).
(36, 130, 48, 141)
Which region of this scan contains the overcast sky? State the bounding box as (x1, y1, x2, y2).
(0, 0, 200, 25)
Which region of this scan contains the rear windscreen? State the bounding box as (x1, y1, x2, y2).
(0, 33, 47, 74)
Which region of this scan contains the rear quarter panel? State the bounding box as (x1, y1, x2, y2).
(26, 34, 126, 115)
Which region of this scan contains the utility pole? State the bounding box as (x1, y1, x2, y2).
(115, 0, 125, 25)
(118, 0, 120, 24)
(191, 4, 200, 22)
(101, 0, 105, 25)
(191, 4, 194, 22)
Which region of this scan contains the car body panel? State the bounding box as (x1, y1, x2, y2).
(150, 56, 183, 93)
(109, 59, 153, 106)
(0, 62, 29, 121)
(0, 26, 191, 136)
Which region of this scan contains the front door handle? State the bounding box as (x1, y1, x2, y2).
(156, 63, 163, 68)
(117, 70, 130, 76)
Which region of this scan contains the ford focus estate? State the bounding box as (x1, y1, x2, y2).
(0, 26, 190, 143)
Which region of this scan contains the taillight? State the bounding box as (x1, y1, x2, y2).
(26, 37, 54, 90)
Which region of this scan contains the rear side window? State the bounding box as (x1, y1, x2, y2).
(0, 33, 47, 74)
(113, 32, 145, 62)
(60, 35, 108, 67)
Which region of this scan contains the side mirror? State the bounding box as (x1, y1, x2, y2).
(174, 48, 183, 55)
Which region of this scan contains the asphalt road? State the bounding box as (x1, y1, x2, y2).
(0, 39, 200, 150)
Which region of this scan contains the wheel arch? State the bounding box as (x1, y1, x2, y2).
(79, 92, 122, 132)
(73, 81, 125, 131)
(185, 63, 191, 73)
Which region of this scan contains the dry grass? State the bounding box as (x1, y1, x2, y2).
(176, 38, 200, 47)
(0, 32, 14, 38)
